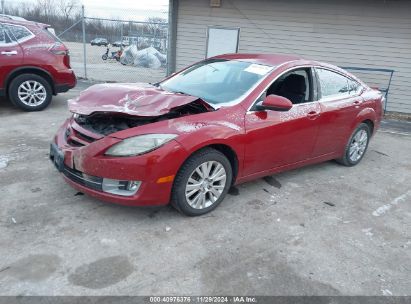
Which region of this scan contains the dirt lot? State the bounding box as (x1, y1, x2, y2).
(65, 42, 167, 83)
(0, 82, 410, 296)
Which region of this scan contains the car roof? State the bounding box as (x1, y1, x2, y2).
(212, 53, 303, 66)
(0, 14, 26, 21)
(210, 53, 366, 85)
(0, 15, 48, 28)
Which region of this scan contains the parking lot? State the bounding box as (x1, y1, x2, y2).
(65, 42, 167, 83)
(0, 81, 410, 296)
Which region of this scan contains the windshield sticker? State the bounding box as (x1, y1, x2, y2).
(244, 64, 272, 75)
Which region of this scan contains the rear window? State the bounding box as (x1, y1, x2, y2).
(44, 27, 62, 43)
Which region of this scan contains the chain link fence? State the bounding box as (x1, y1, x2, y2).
(3, 0, 168, 84)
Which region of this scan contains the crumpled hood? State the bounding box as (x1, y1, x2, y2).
(68, 83, 200, 116)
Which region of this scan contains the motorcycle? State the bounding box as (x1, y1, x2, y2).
(102, 46, 122, 62)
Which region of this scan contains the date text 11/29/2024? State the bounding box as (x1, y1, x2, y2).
(149, 296, 257, 303)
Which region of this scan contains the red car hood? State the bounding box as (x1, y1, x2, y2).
(68, 83, 201, 116)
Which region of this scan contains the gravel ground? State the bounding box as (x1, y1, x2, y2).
(0, 81, 410, 296)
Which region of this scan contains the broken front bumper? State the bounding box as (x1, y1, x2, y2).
(50, 119, 189, 206)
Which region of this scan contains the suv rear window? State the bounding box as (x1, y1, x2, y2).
(44, 27, 62, 43)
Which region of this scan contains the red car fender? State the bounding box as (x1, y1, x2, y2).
(351, 107, 377, 137)
(173, 125, 245, 182)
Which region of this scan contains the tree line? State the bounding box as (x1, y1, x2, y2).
(3, 0, 167, 44)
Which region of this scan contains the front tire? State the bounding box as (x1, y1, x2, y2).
(171, 148, 233, 216)
(336, 123, 370, 166)
(8, 74, 52, 111)
(102, 54, 108, 60)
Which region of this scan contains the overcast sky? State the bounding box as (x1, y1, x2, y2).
(82, 0, 169, 20)
(9, 0, 169, 21)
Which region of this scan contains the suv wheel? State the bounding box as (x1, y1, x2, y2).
(9, 74, 52, 111)
(171, 148, 232, 216)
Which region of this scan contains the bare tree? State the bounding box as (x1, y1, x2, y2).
(36, 0, 56, 22)
(57, 0, 79, 22)
(146, 17, 167, 36)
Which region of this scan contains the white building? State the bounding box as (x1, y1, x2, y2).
(167, 0, 411, 113)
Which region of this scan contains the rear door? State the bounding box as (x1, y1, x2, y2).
(311, 68, 365, 156)
(0, 23, 24, 91)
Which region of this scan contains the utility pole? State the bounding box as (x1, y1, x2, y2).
(1, 0, 5, 14)
(81, 5, 87, 79)
(120, 22, 123, 44)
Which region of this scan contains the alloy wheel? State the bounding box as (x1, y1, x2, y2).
(348, 129, 368, 162)
(185, 161, 227, 209)
(17, 80, 47, 107)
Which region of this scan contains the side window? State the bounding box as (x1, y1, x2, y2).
(256, 68, 313, 105)
(0, 26, 5, 44)
(4, 24, 33, 42)
(316, 68, 358, 98)
(0, 24, 14, 44)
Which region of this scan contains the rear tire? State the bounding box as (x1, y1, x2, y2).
(102, 54, 108, 60)
(171, 148, 232, 216)
(336, 123, 370, 166)
(8, 74, 52, 111)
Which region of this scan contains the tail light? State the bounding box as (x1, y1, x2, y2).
(49, 42, 67, 55)
(49, 42, 71, 68)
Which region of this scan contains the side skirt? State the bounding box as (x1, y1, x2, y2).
(235, 152, 341, 185)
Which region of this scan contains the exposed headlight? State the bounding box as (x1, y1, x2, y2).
(105, 134, 178, 157)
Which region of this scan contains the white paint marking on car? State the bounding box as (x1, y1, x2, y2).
(174, 122, 205, 133)
(211, 121, 241, 131)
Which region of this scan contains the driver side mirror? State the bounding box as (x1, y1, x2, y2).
(256, 94, 293, 112)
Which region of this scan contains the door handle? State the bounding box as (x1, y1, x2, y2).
(307, 111, 320, 120)
(1, 51, 17, 56)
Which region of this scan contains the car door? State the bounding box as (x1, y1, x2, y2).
(243, 67, 321, 176)
(311, 68, 365, 157)
(0, 23, 24, 90)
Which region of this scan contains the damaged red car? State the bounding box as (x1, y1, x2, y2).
(50, 54, 383, 215)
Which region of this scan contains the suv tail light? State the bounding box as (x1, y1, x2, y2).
(49, 42, 67, 55)
(49, 43, 71, 67)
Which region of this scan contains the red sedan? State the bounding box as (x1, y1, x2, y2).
(50, 54, 383, 216)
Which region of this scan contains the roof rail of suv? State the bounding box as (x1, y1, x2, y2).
(0, 14, 27, 21)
